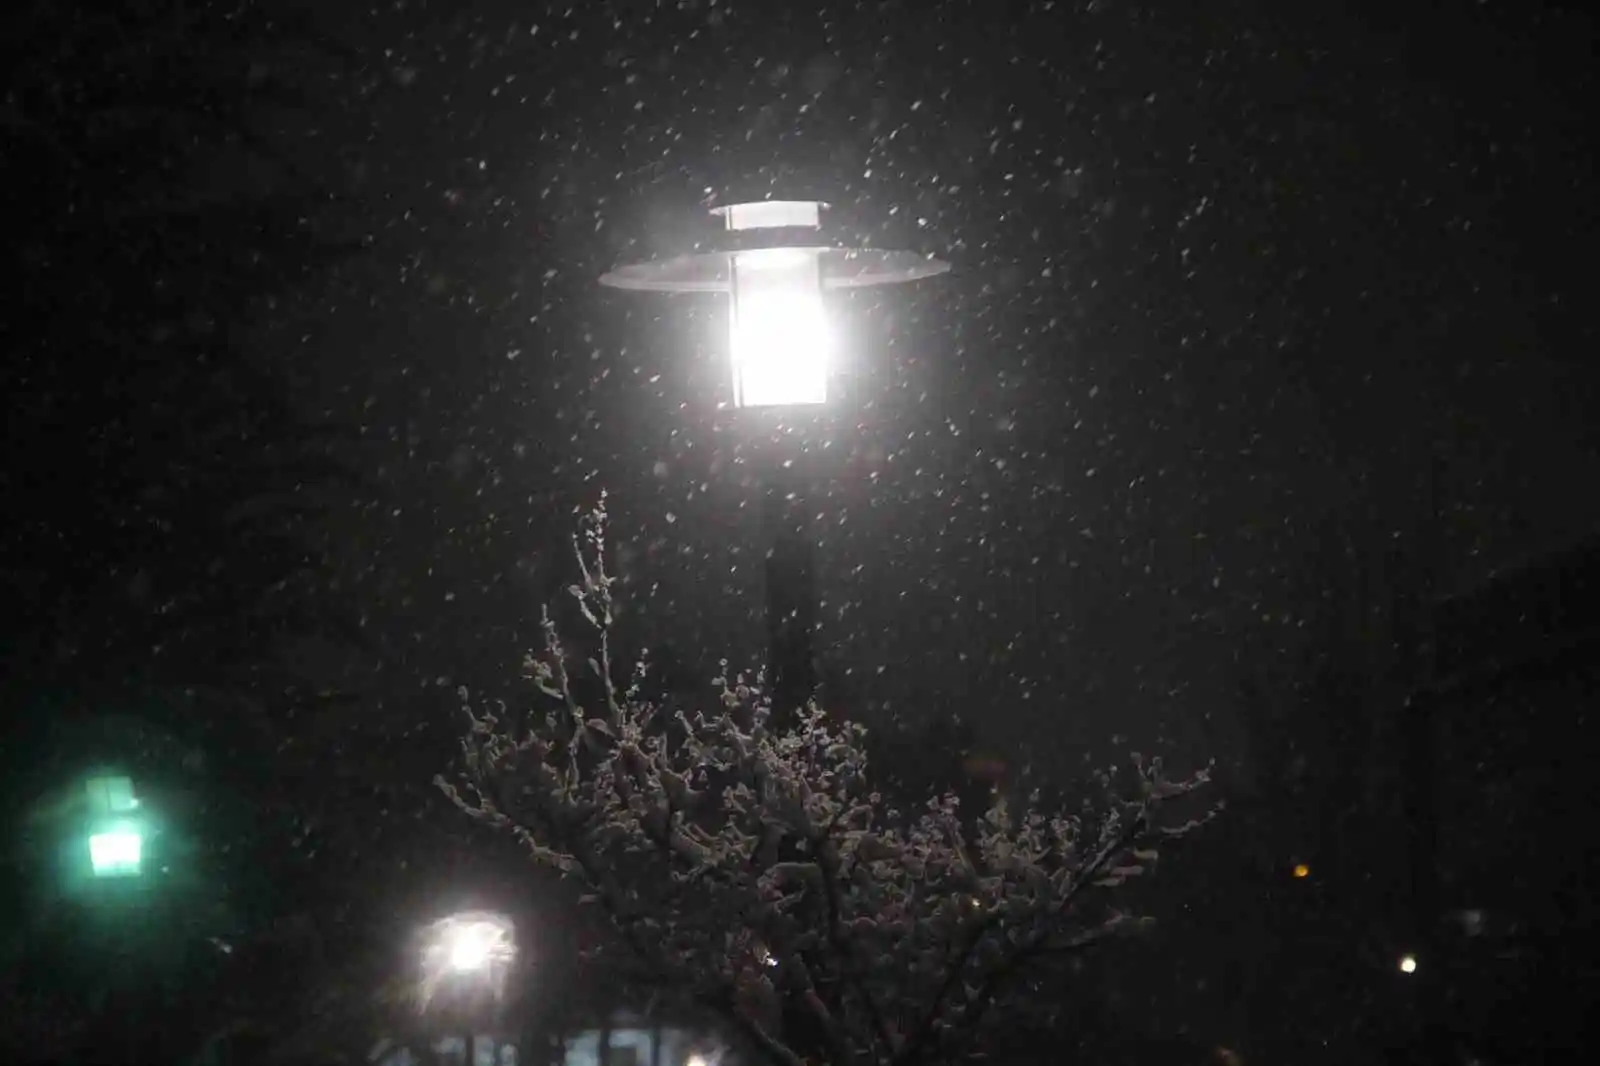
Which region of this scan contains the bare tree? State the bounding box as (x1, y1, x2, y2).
(440, 498, 1220, 1066)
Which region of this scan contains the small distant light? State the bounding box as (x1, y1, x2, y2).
(1398, 953, 1418, 974)
(1292, 863, 1310, 879)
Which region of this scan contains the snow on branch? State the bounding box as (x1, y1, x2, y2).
(438, 496, 1221, 1066)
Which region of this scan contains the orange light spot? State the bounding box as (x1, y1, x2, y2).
(1292, 863, 1310, 879)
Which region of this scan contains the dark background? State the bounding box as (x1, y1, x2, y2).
(3, 0, 1594, 1062)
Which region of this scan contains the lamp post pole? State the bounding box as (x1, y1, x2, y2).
(761, 450, 817, 723)
(598, 197, 948, 722)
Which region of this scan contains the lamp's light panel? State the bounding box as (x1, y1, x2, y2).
(721, 201, 822, 232)
(730, 249, 829, 408)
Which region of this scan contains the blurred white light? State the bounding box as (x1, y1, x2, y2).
(417, 911, 516, 1009)
(730, 248, 829, 408)
(1398, 953, 1418, 974)
(449, 926, 495, 971)
(686, 1055, 710, 1066)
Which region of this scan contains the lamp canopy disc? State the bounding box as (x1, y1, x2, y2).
(600, 246, 949, 293)
(600, 198, 950, 293)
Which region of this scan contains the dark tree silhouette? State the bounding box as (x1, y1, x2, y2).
(0, 0, 365, 706)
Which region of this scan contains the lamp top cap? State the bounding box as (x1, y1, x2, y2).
(711, 200, 829, 231)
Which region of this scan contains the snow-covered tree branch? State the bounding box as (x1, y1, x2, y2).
(438, 497, 1221, 1066)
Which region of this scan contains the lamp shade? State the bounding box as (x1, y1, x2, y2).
(730, 247, 830, 408)
(598, 198, 949, 411)
(89, 825, 143, 877)
(84, 775, 143, 878)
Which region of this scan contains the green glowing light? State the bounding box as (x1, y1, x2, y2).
(89, 827, 143, 877)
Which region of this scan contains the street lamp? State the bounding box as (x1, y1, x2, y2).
(84, 774, 144, 878)
(88, 826, 143, 876)
(600, 199, 948, 408)
(417, 910, 517, 1065)
(599, 199, 950, 714)
(418, 910, 517, 1008)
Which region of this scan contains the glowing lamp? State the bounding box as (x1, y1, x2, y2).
(84, 775, 144, 878)
(729, 246, 829, 407)
(416, 910, 517, 1010)
(599, 199, 949, 410)
(89, 826, 143, 877)
(447, 924, 496, 972)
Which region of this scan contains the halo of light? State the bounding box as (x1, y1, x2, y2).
(417, 910, 516, 1009)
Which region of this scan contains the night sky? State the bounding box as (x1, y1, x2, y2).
(270, 0, 1596, 775)
(4, 0, 1596, 1060)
